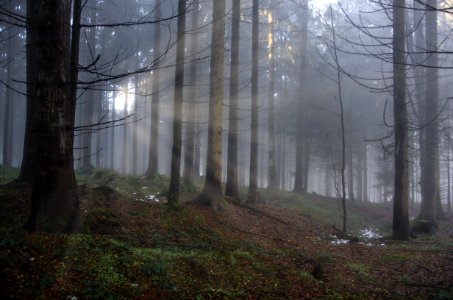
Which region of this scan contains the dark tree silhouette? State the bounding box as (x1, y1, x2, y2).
(25, 0, 80, 233)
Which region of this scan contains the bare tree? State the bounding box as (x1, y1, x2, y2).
(328, 5, 348, 233)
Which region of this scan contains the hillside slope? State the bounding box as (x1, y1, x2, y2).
(0, 170, 452, 299)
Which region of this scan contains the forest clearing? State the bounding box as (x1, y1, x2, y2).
(0, 167, 452, 299)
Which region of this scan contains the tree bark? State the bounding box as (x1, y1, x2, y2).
(225, 0, 241, 199)
(197, 0, 226, 211)
(348, 143, 355, 203)
(19, 0, 50, 182)
(110, 94, 116, 170)
(363, 143, 368, 202)
(121, 83, 129, 174)
(25, 0, 80, 233)
(392, 0, 410, 240)
(2, 12, 14, 167)
(247, 0, 260, 205)
(132, 74, 139, 175)
(267, 9, 277, 189)
(168, 0, 187, 207)
(146, 0, 162, 179)
(183, 0, 200, 185)
(419, 0, 444, 226)
(293, 0, 308, 195)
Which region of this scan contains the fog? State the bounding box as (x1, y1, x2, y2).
(1, 0, 453, 210)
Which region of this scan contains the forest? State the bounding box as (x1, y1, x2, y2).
(0, 0, 452, 298)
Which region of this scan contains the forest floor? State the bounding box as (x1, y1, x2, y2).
(0, 166, 452, 299)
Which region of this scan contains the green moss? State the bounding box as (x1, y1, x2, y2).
(347, 263, 375, 282)
(299, 271, 316, 281)
(0, 165, 19, 184)
(383, 253, 420, 264)
(93, 253, 127, 287)
(200, 287, 247, 299)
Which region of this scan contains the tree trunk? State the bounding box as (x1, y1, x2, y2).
(25, 0, 80, 233)
(81, 89, 94, 173)
(293, 0, 308, 195)
(132, 74, 139, 175)
(363, 143, 368, 202)
(2, 3, 15, 167)
(95, 90, 102, 169)
(302, 138, 311, 193)
(247, 0, 259, 205)
(20, 0, 54, 182)
(293, 126, 304, 193)
(183, 0, 200, 185)
(357, 145, 363, 202)
(267, 10, 277, 189)
(168, 0, 187, 207)
(348, 143, 355, 203)
(329, 5, 348, 232)
(121, 83, 129, 174)
(419, 0, 444, 226)
(392, 0, 410, 240)
(447, 144, 451, 213)
(110, 94, 116, 170)
(197, 0, 226, 211)
(225, 0, 241, 199)
(146, 0, 161, 179)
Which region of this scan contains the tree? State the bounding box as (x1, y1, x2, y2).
(25, 0, 80, 232)
(392, 0, 410, 240)
(293, 0, 309, 195)
(121, 82, 129, 174)
(225, 0, 241, 199)
(2, 0, 15, 167)
(327, 4, 349, 233)
(197, 0, 226, 210)
(183, 0, 200, 185)
(80, 4, 98, 174)
(168, 0, 187, 207)
(247, 0, 260, 205)
(110, 94, 116, 169)
(146, 0, 162, 179)
(267, 8, 277, 189)
(418, 0, 444, 230)
(132, 74, 139, 175)
(18, 0, 43, 182)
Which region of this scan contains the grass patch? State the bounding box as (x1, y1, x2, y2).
(347, 263, 375, 282)
(0, 165, 18, 184)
